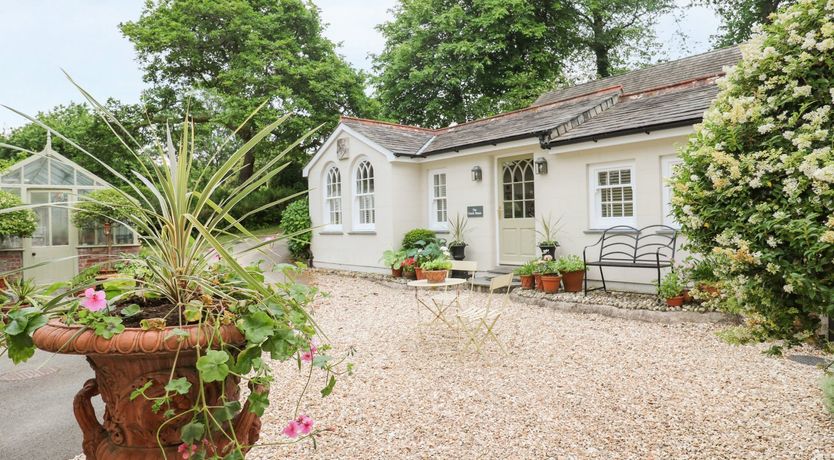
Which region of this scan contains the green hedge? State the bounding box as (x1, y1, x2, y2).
(280, 197, 311, 260)
(401, 228, 437, 250)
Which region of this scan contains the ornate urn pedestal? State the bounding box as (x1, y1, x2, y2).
(33, 321, 262, 460)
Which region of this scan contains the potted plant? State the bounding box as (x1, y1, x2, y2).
(540, 258, 562, 294)
(414, 242, 444, 281)
(536, 215, 562, 258)
(381, 249, 406, 277)
(687, 256, 721, 297)
(513, 261, 536, 289)
(532, 259, 547, 291)
(3, 106, 345, 459)
(557, 255, 585, 293)
(447, 214, 469, 260)
(401, 257, 416, 279)
(0, 190, 37, 288)
(658, 271, 686, 307)
(421, 257, 453, 283)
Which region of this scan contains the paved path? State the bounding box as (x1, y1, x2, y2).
(0, 234, 290, 460)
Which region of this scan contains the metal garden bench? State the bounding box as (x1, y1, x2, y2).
(582, 225, 678, 294)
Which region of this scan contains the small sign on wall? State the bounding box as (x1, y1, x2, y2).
(467, 206, 484, 218)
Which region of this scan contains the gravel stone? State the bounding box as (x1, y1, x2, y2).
(245, 273, 834, 460)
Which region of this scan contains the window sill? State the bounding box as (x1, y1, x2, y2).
(583, 228, 637, 234)
(347, 230, 377, 235)
(430, 228, 449, 234)
(318, 231, 343, 235)
(78, 243, 141, 248)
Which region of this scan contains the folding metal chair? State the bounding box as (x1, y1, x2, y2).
(455, 272, 511, 355)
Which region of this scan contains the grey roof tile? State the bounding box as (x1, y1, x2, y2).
(341, 118, 434, 156)
(533, 46, 740, 106)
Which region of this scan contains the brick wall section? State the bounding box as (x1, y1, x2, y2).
(0, 250, 23, 276)
(77, 245, 141, 272)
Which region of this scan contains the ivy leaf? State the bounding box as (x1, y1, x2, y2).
(130, 380, 153, 401)
(121, 304, 141, 317)
(247, 391, 269, 417)
(212, 400, 242, 423)
(180, 420, 205, 444)
(184, 302, 202, 322)
(196, 350, 230, 382)
(164, 328, 190, 341)
(7, 333, 35, 364)
(236, 311, 275, 344)
(321, 375, 336, 397)
(164, 377, 192, 395)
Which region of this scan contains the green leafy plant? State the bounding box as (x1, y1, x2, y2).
(536, 214, 562, 246)
(657, 271, 685, 300)
(513, 260, 537, 276)
(670, 0, 834, 340)
(541, 260, 560, 275)
(557, 255, 585, 272)
(380, 249, 407, 269)
(0, 189, 36, 242)
(0, 84, 351, 456)
(420, 258, 453, 271)
(402, 228, 437, 250)
(280, 197, 312, 260)
(413, 241, 449, 266)
(448, 213, 469, 246)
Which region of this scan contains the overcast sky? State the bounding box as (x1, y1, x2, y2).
(0, 0, 719, 131)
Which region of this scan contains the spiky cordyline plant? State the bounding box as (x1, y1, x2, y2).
(0, 77, 351, 456)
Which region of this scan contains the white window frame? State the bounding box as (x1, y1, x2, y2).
(588, 162, 637, 229)
(661, 156, 683, 229)
(428, 170, 448, 231)
(323, 165, 342, 231)
(352, 159, 375, 231)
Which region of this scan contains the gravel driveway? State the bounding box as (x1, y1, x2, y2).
(248, 273, 834, 460)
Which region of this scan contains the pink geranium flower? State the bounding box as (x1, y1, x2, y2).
(297, 414, 314, 434)
(282, 420, 302, 438)
(81, 288, 107, 312)
(177, 443, 197, 459)
(300, 341, 317, 363)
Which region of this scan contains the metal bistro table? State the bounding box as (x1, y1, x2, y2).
(407, 277, 467, 330)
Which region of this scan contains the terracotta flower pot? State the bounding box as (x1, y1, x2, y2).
(698, 282, 720, 297)
(666, 295, 685, 307)
(403, 269, 416, 280)
(424, 270, 448, 284)
(534, 274, 543, 291)
(682, 289, 692, 303)
(561, 270, 584, 293)
(32, 320, 262, 460)
(391, 267, 403, 278)
(541, 275, 562, 294)
(414, 267, 425, 280)
(519, 274, 534, 289)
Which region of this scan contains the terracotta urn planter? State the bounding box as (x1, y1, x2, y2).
(534, 274, 543, 291)
(32, 320, 263, 460)
(519, 275, 534, 289)
(666, 295, 685, 307)
(414, 266, 425, 280)
(391, 267, 403, 278)
(698, 282, 720, 297)
(540, 275, 562, 294)
(561, 270, 584, 293)
(424, 270, 448, 284)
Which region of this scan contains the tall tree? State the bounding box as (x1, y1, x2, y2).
(120, 0, 376, 183)
(373, 0, 576, 128)
(567, 0, 676, 78)
(694, 0, 789, 47)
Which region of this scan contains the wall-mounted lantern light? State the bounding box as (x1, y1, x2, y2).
(534, 157, 548, 175)
(471, 165, 482, 182)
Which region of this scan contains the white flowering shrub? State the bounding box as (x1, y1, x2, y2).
(672, 0, 834, 339)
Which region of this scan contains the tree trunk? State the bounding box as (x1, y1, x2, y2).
(237, 126, 256, 183)
(591, 11, 611, 78)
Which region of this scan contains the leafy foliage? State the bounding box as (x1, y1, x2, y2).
(671, 0, 834, 339)
(694, 0, 790, 47)
(556, 255, 585, 272)
(71, 188, 138, 228)
(657, 271, 685, 299)
(0, 190, 36, 239)
(420, 258, 453, 270)
(448, 213, 469, 246)
(280, 197, 311, 260)
(401, 228, 438, 250)
(513, 260, 537, 276)
(121, 0, 378, 184)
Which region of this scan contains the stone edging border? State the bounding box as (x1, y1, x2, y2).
(510, 292, 740, 325)
(310, 268, 741, 325)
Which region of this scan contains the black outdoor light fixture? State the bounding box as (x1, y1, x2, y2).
(534, 157, 548, 175)
(471, 165, 482, 182)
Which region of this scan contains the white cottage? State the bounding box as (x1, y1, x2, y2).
(303, 47, 741, 291)
(0, 134, 140, 284)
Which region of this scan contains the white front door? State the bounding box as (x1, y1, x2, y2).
(24, 190, 76, 284)
(498, 156, 536, 264)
